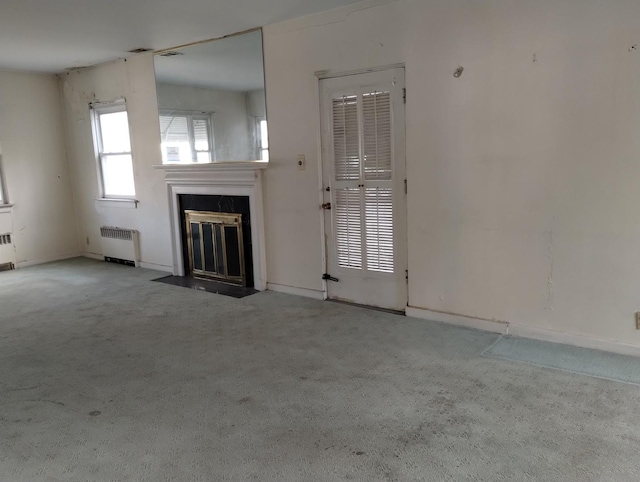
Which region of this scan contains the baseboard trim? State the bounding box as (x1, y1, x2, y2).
(508, 324, 640, 357)
(139, 261, 173, 273)
(16, 252, 82, 268)
(406, 306, 509, 334)
(80, 253, 172, 273)
(407, 305, 640, 357)
(267, 282, 325, 300)
(81, 252, 103, 261)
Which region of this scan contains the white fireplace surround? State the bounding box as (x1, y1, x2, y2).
(154, 162, 268, 291)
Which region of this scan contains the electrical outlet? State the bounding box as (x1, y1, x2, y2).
(635, 312, 640, 330)
(297, 154, 306, 170)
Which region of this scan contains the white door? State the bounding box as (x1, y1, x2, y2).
(320, 68, 407, 311)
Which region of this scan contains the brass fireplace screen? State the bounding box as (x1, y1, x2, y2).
(185, 210, 246, 286)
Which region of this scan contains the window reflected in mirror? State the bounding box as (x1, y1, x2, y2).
(160, 112, 214, 163)
(257, 118, 269, 161)
(154, 29, 267, 164)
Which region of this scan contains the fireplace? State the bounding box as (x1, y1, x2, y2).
(155, 162, 268, 291)
(179, 194, 253, 287)
(185, 211, 245, 285)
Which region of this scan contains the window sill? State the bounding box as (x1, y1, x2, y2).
(95, 198, 138, 209)
(0, 204, 13, 214)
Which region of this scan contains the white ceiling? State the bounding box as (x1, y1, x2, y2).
(0, 0, 363, 73)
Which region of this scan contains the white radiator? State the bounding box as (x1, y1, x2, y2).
(0, 233, 15, 271)
(100, 227, 140, 267)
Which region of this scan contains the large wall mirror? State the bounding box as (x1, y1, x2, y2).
(153, 29, 268, 164)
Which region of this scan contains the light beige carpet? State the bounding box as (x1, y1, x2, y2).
(1, 258, 640, 481)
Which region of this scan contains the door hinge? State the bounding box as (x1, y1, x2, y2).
(322, 273, 339, 282)
(321, 202, 332, 210)
(404, 179, 407, 194)
(402, 88, 406, 104)
(406, 270, 409, 282)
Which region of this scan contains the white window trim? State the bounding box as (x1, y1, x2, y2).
(159, 110, 216, 164)
(90, 99, 137, 200)
(94, 198, 138, 209)
(255, 117, 269, 161)
(0, 152, 9, 208)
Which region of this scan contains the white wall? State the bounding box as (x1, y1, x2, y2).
(262, 0, 406, 293)
(54, 0, 640, 349)
(0, 70, 78, 266)
(262, 0, 640, 347)
(156, 83, 253, 160)
(60, 55, 173, 271)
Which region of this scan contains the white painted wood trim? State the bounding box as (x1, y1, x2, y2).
(153, 161, 268, 172)
(16, 252, 83, 268)
(315, 63, 406, 80)
(267, 282, 325, 300)
(313, 75, 329, 300)
(161, 165, 267, 291)
(80, 254, 172, 273)
(407, 305, 640, 357)
(139, 261, 173, 273)
(0, 204, 13, 214)
(82, 252, 104, 261)
(95, 198, 138, 209)
(507, 324, 640, 358)
(406, 306, 509, 334)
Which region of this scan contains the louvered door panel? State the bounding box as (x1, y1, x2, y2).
(332, 96, 360, 181)
(335, 188, 363, 269)
(331, 89, 395, 275)
(365, 188, 394, 272)
(363, 92, 392, 181)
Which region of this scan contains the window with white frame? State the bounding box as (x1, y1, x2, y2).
(256, 118, 269, 161)
(91, 101, 136, 198)
(159, 112, 214, 164)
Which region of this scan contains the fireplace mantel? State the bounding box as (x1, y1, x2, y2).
(155, 162, 268, 290)
(154, 161, 268, 184)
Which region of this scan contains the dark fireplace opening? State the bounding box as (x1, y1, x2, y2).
(178, 194, 254, 288)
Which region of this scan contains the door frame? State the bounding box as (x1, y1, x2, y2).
(315, 63, 408, 307)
